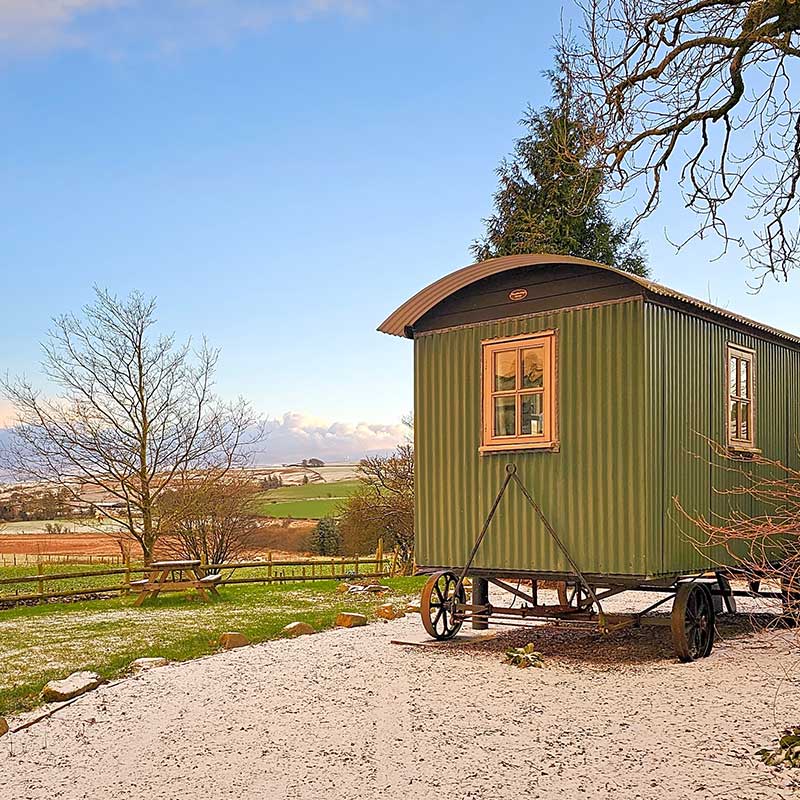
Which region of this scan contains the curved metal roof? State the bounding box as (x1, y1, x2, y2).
(377, 253, 800, 346)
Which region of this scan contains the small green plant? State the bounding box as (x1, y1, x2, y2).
(757, 728, 800, 768)
(504, 643, 544, 669)
(312, 516, 341, 556)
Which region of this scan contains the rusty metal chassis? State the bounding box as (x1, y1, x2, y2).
(431, 464, 781, 636)
(417, 568, 782, 635)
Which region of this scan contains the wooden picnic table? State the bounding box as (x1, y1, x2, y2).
(131, 559, 222, 606)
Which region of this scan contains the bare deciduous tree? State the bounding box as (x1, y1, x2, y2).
(1, 288, 260, 563)
(158, 470, 261, 565)
(561, 1, 800, 283)
(339, 444, 414, 570)
(677, 440, 800, 625)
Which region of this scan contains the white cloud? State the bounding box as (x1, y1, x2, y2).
(0, 0, 373, 55)
(0, 0, 126, 50)
(260, 411, 407, 464)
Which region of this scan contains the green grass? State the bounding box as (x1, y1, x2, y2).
(0, 575, 426, 718)
(254, 479, 360, 519)
(0, 562, 133, 597)
(264, 480, 360, 501)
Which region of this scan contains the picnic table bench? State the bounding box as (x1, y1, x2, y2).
(131, 560, 222, 606)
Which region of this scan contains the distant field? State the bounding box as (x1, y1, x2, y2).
(254, 480, 359, 520)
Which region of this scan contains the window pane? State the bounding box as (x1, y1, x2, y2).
(521, 394, 543, 436)
(741, 359, 750, 399)
(493, 396, 516, 437)
(494, 350, 516, 392)
(729, 400, 739, 439)
(729, 357, 738, 397)
(522, 348, 544, 389)
(740, 401, 750, 439)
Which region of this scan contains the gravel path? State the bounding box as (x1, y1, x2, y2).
(3, 592, 800, 799)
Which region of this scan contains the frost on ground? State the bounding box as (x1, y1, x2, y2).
(3, 590, 800, 800)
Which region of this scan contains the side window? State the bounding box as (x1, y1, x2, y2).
(726, 344, 755, 449)
(481, 331, 557, 452)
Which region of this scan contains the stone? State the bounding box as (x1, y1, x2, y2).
(336, 583, 351, 593)
(362, 584, 390, 593)
(282, 621, 315, 637)
(219, 631, 250, 649)
(406, 604, 420, 614)
(41, 671, 103, 703)
(335, 612, 367, 628)
(130, 657, 169, 672)
(376, 603, 405, 620)
(0, 718, 8, 737)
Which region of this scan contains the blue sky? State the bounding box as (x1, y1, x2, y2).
(0, 1, 797, 460)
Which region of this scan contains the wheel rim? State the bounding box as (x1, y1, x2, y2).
(672, 584, 715, 662)
(421, 572, 466, 640)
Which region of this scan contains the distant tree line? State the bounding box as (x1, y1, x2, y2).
(0, 487, 80, 522)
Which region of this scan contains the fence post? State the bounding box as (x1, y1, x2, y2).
(390, 547, 399, 578)
(37, 559, 44, 598)
(376, 537, 384, 576)
(267, 552, 273, 584)
(124, 553, 131, 595)
(354, 553, 359, 576)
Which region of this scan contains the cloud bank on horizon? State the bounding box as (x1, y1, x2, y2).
(0, 0, 372, 55)
(0, 406, 407, 466)
(259, 412, 407, 464)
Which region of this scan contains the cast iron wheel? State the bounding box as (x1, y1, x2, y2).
(671, 583, 715, 662)
(421, 571, 466, 640)
(780, 578, 800, 627)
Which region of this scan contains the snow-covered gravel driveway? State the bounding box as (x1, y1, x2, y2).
(3, 592, 800, 800)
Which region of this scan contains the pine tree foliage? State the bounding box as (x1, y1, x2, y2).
(473, 67, 648, 277)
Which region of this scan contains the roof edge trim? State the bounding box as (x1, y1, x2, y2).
(376, 253, 800, 347)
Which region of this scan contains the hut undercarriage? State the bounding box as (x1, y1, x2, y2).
(418, 465, 786, 662)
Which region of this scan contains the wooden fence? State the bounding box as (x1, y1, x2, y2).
(0, 548, 401, 607)
(0, 553, 125, 567)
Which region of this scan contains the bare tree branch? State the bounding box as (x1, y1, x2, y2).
(561, 0, 800, 284)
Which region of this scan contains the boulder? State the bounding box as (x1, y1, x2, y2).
(130, 657, 169, 672)
(376, 603, 405, 620)
(41, 671, 103, 703)
(336, 583, 351, 594)
(0, 718, 8, 737)
(219, 632, 250, 649)
(335, 612, 367, 628)
(282, 621, 315, 637)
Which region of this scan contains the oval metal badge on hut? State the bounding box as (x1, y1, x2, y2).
(508, 288, 528, 302)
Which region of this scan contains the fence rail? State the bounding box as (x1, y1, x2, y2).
(0, 548, 400, 607)
(0, 553, 125, 566)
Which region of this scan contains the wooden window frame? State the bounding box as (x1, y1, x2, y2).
(725, 343, 757, 452)
(480, 331, 558, 453)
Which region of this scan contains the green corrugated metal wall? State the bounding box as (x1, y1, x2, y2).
(414, 298, 649, 577)
(644, 303, 800, 575)
(414, 297, 800, 579)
